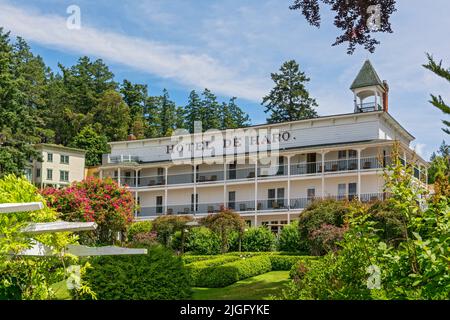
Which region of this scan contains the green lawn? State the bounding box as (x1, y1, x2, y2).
(191, 271, 290, 300)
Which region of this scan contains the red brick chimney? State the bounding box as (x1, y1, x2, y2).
(382, 80, 389, 112)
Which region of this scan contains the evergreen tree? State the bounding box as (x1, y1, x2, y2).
(0, 29, 41, 177)
(221, 97, 250, 129)
(120, 79, 148, 125)
(201, 89, 221, 131)
(184, 90, 203, 133)
(423, 54, 450, 134)
(262, 60, 318, 124)
(93, 90, 131, 141)
(159, 89, 177, 136)
(70, 125, 110, 167)
(144, 95, 162, 138)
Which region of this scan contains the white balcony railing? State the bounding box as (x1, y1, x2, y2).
(136, 193, 388, 218)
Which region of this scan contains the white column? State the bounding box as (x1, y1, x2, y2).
(99, 169, 103, 180)
(134, 191, 138, 218)
(135, 169, 139, 188)
(321, 151, 325, 198)
(164, 167, 168, 214)
(287, 155, 291, 224)
(357, 149, 362, 199)
(193, 164, 197, 214)
(374, 90, 377, 109)
(117, 167, 121, 186)
(223, 161, 227, 207)
(254, 158, 258, 226)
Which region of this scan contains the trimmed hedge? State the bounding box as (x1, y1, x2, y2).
(186, 256, 240, 286)
(182, 255, 217, 264)
(78, 245, 191, 300)
(192, 255, 272, 287)
(269, 255, 305, 271)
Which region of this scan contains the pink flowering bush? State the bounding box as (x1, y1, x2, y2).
(41, 177, 135, 245)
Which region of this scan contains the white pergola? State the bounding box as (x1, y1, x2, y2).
(1, 202, 147, 256)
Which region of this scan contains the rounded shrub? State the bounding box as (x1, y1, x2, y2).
(127, 221, 152, 242)
(185, 226, 221, 255)
(78, 245, 191, 300)
(242, 227, 277, 252)
(278, 221, 302, 252)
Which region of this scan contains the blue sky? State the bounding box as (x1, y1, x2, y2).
(0, 0, 449, 159)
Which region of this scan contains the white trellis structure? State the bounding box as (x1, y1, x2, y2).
(0, 202, 147, 257)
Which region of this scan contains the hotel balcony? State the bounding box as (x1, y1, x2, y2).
(136, 193, 389, 218)
(107, 155, 402, 189)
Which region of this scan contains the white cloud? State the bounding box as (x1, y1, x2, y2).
(0, 2, 269, 101)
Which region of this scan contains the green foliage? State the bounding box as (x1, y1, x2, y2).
(182, 255, 217, 264)
(192, 255, 273, 288)
(283, 145, 450, 300)
(241, 227, 277, 252)
(186, 256, 241, 286)
(201, 209, 245, 253)
(262, 60, 318, 124)
(298, 199, 350, 255)
(152, 215, 193, 247)
(268, 255, 309, 271)
(0, 175, 84, 300)
(70, 125, 110, 166)
(127, 221, 153, 242)
(278, 221, 303, 252)
(77, 245, 191, 300)
(185, 227, 221, 255)
(0, 29, 41, 177)
(423, 54, 450, 134)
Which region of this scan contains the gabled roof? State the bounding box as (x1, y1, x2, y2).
(350, 59, 384, 90)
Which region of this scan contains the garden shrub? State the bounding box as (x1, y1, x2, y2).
(0, 175, 90, 300)
(193, 255, 272, 287)
(298, 199, 350, 255)
(182, 255, 217, 264)
(186, 256, 241, 286)
(127, 221, 152, 242)
(41, 177, 135, 245)
(185, 227, 221, 255)
(269, 255, 308, 271)
(78, 245, 191, 300)
(241, 227, 277, 252)
(152, 215, 193, 247)
(289, 257, 320, 279)
(278, 220, 303, 252)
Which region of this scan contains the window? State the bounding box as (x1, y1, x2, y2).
(47, 153, 53, 162)
(267, 188, 285, 209)
(338, 150, 347, 159)
(228, 191, 236, 210)
(47, 169, 53, 181)
(60, 170, 69, 182)
(349, 183, 357, 200)
(338, 184, 346, 200)
(60, 155, 69, 164)
(349, 150, 357, 158)
(156, 196, 163, 214)
(307, 188, 315, 199)
(36, 168, 41, 178)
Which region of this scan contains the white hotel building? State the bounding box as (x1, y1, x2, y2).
(98, 61, 428, 231)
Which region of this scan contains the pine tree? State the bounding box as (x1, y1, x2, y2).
(262, 60, 318, 124)
(0, 29, 41, 177)
(184, 90, 203, 133)
(201, 89, 221, 131)
(423, 54, 450, 134)
(159, 89, 177, 136)
(221, 97, 250, 130)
